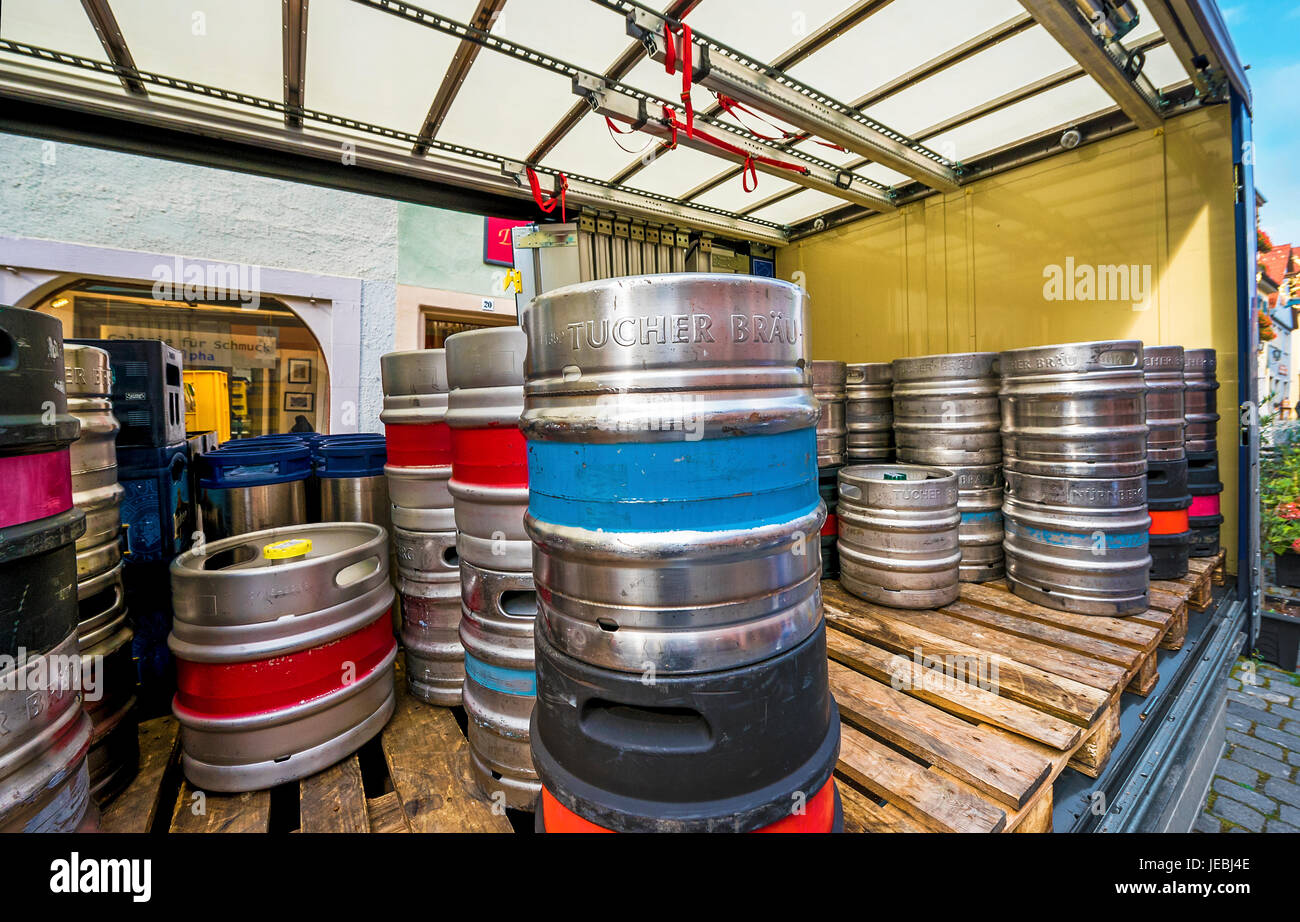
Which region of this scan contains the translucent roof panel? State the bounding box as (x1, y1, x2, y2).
(691, 172, 798, 213)
(861, 26, 1078, 139)
(541, 112, 666, 181)
(785, 0, 1028, 104)
(490, 0, 645, 76)
(0, 0, 120, 91)
(620, 141, 735, 198)
(925, 76, 1116, 162)
(305, 0, 470, 134)
(437, 50, 576, 162)
(746, 188, 846, 225)
(110, 0, 282, 101)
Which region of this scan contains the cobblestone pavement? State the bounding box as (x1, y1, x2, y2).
(1196, 658, 1300, 833)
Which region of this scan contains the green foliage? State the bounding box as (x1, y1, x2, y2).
(1262, 436, 1300, 555)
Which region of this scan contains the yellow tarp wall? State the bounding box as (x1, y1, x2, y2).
(778, 106, 1241, 571)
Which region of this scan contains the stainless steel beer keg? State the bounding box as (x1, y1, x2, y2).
(459, 560, 539, 810)
(169, 523, 397, 791)
(1143, 345, 1186, 461)
(845, 362, 893, 461)
(999, 341, 1147, 479)
(445, 328, 531, 572)
(522, 274, 824, 674)
(64, 344, 124, 551)
(892, 352, 1001, 466)
(393, 526, 464, 706)
(837, 464, 961, 609)
(812, 360, 847, 468)
(1183, 348, 1219, 454)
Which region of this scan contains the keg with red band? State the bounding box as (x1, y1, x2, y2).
(381, 349, 455, 529)
(167, 523, 398, 793)
(0, 306, 80, 530)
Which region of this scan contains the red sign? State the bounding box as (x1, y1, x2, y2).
(484, 217, 530, 267)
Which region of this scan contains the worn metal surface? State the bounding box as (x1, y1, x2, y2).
(812, 360, 847, 468)
(1143, 345, 1186, 461)
(892, 352, 1001, 466)
(394, 525, 464, 706)
(1183, 348, 1219, 454)
(459, 560, 539, 811)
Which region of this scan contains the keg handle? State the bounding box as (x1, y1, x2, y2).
(839, 483, 862, 501)
(580, 700, 712, 754)
(336, 554, 382, 587)
(497, 589, 538, 619)
(1094, 347, 1140, 369)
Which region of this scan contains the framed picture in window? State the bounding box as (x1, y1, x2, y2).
(284, 391, 314, 413)
(288, 357, 313, 384)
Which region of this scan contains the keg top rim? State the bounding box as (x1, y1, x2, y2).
(999, 339, 1142, 356)
(839, 462, 957, 486)
(173, 521, 386, 574)
(527, 272, 804, 306)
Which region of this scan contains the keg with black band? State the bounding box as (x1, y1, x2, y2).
(1144, 345, 1191, 579)
(0, 305, 96, 832)
(522, 274, 840, 833)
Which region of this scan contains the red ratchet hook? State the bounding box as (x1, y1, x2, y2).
(525, 166, 568, 223)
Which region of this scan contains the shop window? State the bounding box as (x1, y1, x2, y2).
(38, 281, 328, 437)
(422, 306, 516, 348)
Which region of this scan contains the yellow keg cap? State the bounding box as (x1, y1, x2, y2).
(263, 538, 312, 560)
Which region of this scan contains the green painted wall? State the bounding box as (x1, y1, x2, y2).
(398, 203, 500, 294)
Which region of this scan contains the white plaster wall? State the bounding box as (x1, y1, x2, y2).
(0, 133, 398, 429)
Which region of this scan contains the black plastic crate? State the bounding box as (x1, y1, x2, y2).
(68, 338, 185, 448)
(1258, 608, 1300, 674)
(119, 443, 192, 562)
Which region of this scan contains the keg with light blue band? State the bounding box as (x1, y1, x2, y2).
(521, 273, 825, 676)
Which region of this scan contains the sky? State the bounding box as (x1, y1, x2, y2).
(1221, 3, 1300, 245)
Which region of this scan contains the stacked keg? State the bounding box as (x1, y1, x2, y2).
(844, 363, 894, 462)
(837, 464, 961, 609)
(1000, 341, 1151, 615)
(198, 440, 312, 540)
(318, 434, 390, 530)
(168, 523, 397, 791)
(445, 328, 538, 810)
(892, 352, 1004, 582)
(64, 343, 139, 803)
(813, 361, 847, 579)
(1184, 349, 1224, 557)
(1143, 346, 1192, 579)
(380, 350, 463, 705)
(523, 274, 840, 833)
(0, 305, 96, 832)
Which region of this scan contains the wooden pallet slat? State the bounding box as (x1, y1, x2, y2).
(827, 628, 1083, 751)
(836, 780, 928, 833)
(958, 582, 1162, 649)
(366, 790, 412, 834)
(829, 661, 1051, 809)
(938, 599, 1143, 669)
(836, 724, 1007, 833)
(824, 585, 1110, 728)
(299, 755, 370, 833)
(170, 783, 271, 834)
(380, 682, 513, 834)
(99, 716, 181, 834)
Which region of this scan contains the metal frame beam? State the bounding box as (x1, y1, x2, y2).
(677, 12, 1038, 203)
(528, 0, 700, 164)
(412, 0, 507, 155)
(79, 0, 146, 95)
(577, 75, 894, 211)
(621, 4, 960, 191)
(1017, 0, 1164, 129)
(1143, 0, 1249, 106)
(610, 0, 896, 186)
(0, 50, 786, 244)
(282, 0, 309, 127)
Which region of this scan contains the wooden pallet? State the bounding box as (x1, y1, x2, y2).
(824, 573, 1186, 833)
(100, 658, 515, 834)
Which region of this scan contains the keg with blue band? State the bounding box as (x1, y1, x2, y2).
(522, 274, 841, 834)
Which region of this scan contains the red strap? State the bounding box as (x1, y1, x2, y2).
(741, 155, 758, 191)
(662, 105, 678, 150)
(716, 92, 847, 152)
(660, 108, 809, 184)
(526, 166, 568, 223)
(663, 21, 694, 138)
(604, 116, 650, 154)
